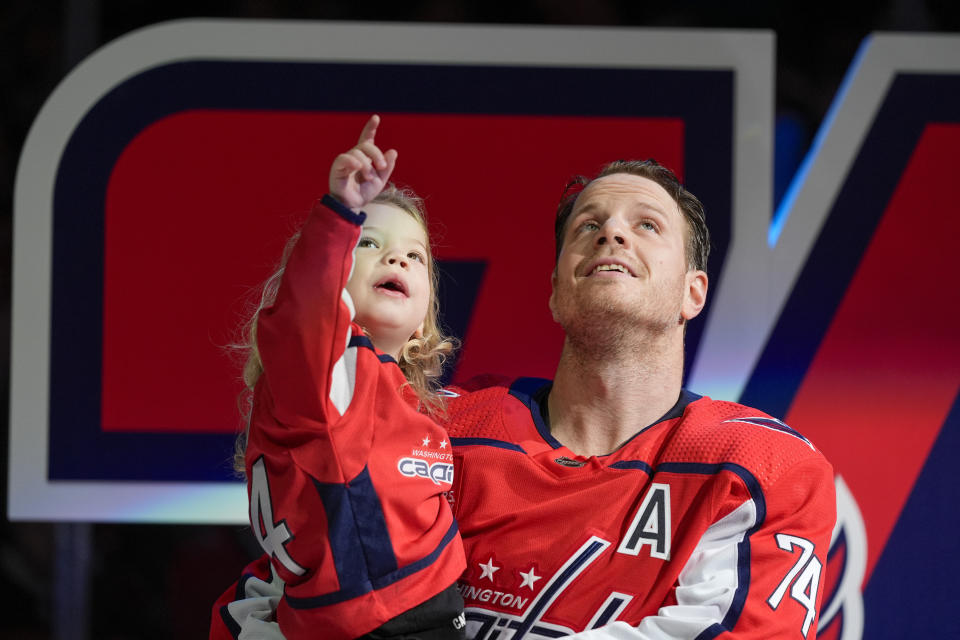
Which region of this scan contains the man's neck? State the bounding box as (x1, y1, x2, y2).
(547, 333, 684, 457)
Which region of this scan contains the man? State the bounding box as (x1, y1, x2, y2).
(212, 160, 835, 639)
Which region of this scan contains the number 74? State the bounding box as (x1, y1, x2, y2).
(767, 533, 822, 638)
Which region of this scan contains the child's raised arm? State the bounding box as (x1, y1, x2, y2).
(255, 117, 394, 434)
(329, 114, 398, 210)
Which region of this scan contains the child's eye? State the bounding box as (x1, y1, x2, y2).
(358, 237, 379, 249)
(407, 251, 425, 263)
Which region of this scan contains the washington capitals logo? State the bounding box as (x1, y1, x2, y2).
(398, 435, 455, 485)
(461, 537, 635, 639)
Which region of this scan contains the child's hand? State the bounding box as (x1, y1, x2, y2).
(329, 114, 398, 210)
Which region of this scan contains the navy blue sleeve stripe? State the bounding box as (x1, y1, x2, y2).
(313, 467, 397, 585)
(660, 462, 765, 640)
(310, 465, 398, 596)
(233, 572, 251, 601)
(285, 519, 460, 609)
(219, 603, 242, 639)
(320, 193, 366, 226)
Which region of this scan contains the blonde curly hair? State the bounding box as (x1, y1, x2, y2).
(233, 186, 457, 474)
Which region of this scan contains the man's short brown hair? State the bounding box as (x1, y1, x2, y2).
(554, 159, 710, 273)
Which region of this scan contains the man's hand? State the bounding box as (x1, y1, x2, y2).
(329, 114, 398, 210)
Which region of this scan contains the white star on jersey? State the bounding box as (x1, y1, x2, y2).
(478, 558, 500, 581)
(439, 439, 448, 449)
(421, 436, 431, 447)
(518, 567, 541, 590)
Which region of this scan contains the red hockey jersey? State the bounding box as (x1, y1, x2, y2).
(445, 377, 835, 639)
(212, 371, 834, 639)
(223, 195, 465, 639)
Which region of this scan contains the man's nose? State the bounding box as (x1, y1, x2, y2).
(596, 219, 627, 246)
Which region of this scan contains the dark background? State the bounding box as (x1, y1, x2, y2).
(2, 1, 958, 638)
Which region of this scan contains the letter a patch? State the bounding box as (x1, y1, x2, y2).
(618, 483, 671, 560)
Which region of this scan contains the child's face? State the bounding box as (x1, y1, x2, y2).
(346, 202, 431, 357)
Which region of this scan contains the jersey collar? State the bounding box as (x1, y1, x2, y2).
(508, 377, 702, 454)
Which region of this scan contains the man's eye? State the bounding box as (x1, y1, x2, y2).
(640, 221, 658, 232)
(578, 221, 599, 233)
(358, 238, 378, 248)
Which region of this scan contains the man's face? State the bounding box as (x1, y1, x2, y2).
(549, 173, 707, 337)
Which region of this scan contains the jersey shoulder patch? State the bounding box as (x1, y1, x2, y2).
(661, 398, 828, 486)
(721, 415, 815, 450)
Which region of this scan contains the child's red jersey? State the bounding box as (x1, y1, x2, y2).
(228, 195, 464, 639)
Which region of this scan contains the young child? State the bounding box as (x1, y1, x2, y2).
(222, 116, 466, 639)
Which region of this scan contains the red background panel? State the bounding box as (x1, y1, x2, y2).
(785, 123, 960, 581)
(102, 111, 684, 433)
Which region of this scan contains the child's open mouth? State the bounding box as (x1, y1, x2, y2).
(375, 278, 408, 297)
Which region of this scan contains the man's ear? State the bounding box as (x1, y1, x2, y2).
(549, 270, 560, 323)
(680, 269, 708, 321)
